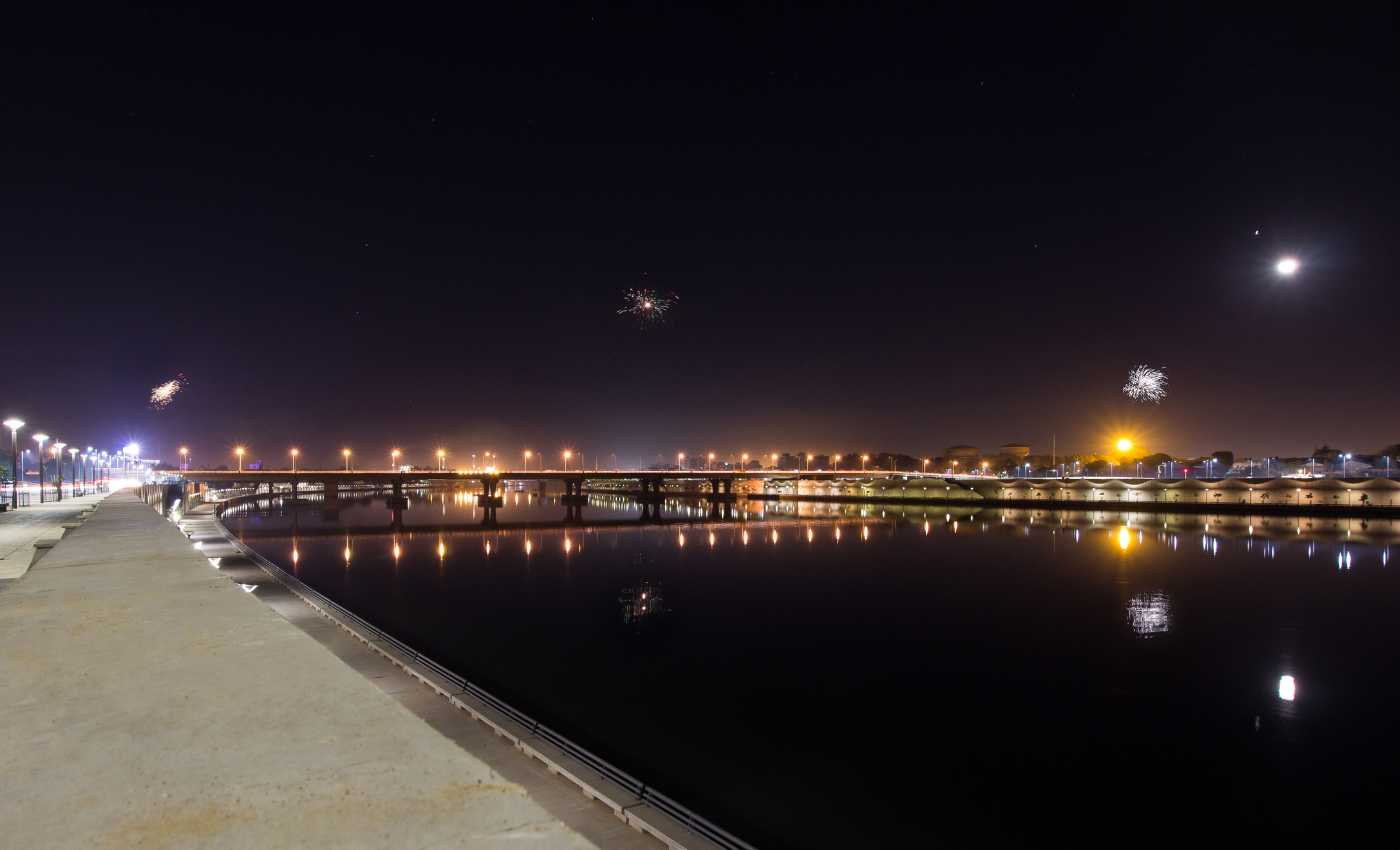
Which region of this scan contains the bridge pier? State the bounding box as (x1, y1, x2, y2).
(560, 477, 587, 507)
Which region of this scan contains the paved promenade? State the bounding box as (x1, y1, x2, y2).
(0, 492, 645, 849)
(0, 491, 108, 580)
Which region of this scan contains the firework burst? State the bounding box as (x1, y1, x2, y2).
(1122, 365, 1167, 403)
(617, 288, 676, 326)
(149, 373, 189, 410)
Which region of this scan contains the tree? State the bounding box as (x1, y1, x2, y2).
(1138, 452, 1173, 469)
(1313, 445, 1342, 462)
(1211, 450, 1235, 468)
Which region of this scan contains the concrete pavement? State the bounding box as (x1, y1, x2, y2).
(0, 491, 654, 849)
(0, 490, 108, 580)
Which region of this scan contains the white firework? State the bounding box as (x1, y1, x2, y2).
(149, 373, 189, 410)
(1123, 365, 1167, 403)
(617, 288, 676, 326)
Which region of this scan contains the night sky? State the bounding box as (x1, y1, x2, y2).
(5, 6, 1397, 467)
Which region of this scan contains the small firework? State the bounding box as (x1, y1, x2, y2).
(149, 373, 189, 410)
(617, 288, 676, 326)
(1122, 365, 1167, 403)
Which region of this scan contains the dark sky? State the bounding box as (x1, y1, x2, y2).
(4, 5, 1397, 467)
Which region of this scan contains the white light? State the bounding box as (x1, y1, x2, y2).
(1275, 257, 1299, 276)
(1278, 675, 1296, 701)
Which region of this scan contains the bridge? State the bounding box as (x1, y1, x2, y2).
(174, 467, 942, 522)
(169, 467, 1400, 524)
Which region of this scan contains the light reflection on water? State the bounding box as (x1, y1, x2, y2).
(222, 492, 1400, 847)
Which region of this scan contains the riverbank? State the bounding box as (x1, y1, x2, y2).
(0, 491, 657, 849)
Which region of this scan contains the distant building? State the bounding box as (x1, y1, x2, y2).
(945, 445, 980, 461)
(999, 443, 1031, 460)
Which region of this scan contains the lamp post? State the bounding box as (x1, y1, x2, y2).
(677, 452, 685, 470)
(68, 448, 79, 495)
(235, 446, 245, 473)
(805, 454, 812, 472)
(390, 449, 401, 470)
(523, 450, 532, 471)
(707, 452, 716, 471)
(437, 449, 446, 471)
(563, 449, 572, 472)
(860, 454, 869, 472)
(922, 458, 930, 473)
(53, 442, 66, 501)
(179, 446, 189, 472)
(290, 448, 299, 473)
(770, 452, 779, 470)
(343, 448, 351, 471)
(3, 418, 22, 509)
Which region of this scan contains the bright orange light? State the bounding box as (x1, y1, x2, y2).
(1117, 526, 1131, 551)
(1116, 438, 1134, 453)
(290, 448, 299, 457)
(437, 448, 446, 459)
(342, 448, 351, 457)
(179, 447, 188, 456)
(234, 446, 245, 456)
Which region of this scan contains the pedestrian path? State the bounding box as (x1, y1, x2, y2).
(0, 490, 108, 580)
(0, 491, 631, 849)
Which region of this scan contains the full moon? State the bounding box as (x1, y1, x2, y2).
(1275, 256, 1300, 276)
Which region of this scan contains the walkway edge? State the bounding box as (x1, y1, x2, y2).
(195, 501, 753, 850)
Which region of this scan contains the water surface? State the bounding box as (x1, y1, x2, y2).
(223, 492, 1400, 848)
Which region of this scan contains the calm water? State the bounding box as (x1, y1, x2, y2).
(223, 491, 1400, 848)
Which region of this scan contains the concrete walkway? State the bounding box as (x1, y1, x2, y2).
(0, 490, 108, 580)
(0, 492, 630, 849)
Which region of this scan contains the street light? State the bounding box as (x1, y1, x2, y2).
(179, 446, 189, 471)
(391, 448, 401, 469)
(677, 451, 685, 470)
(53, 442, 66, 501)
(290, 448, 299, 472)
(3, 418, 22, 509)
(770, 452, 779, 470)
(523, 450, 532, 471)
(343, 448, 351, 471)
(922, 458, 929, 473)
(235, 446, 246, 473)
(860, 454, 869, 472)
(741, 452, 749, 470)
(437, 448, 446, 471)
(563, 449, 573, 472)
(833, 454, 841, 471)
(707, 451, 716, 470)
(68, 447, 79, 494)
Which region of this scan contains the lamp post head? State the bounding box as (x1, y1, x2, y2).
(55, 442, 67, 452)
(3, 418, 23, 432)
(34, 433, 49, 444)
